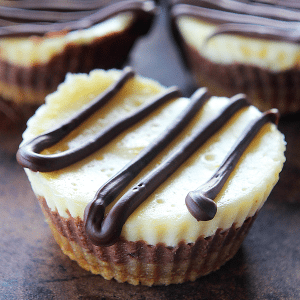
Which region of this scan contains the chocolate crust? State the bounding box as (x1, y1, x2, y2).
(188, 43, 300, 113)
(0, 10, 155, 104)
(38, 195, 257, 285)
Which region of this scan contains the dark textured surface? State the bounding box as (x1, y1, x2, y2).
(1, 2, 300, 299)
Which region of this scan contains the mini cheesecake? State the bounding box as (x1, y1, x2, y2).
(17, 68, 285, 285)
(0, 0, 157, 130)
(170, 0, 300, 114)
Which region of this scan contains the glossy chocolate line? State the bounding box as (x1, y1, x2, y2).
(241, 0, 300, 10)
(206, 23, 300, 44)
(0, 7, 93, 23)
(185, 109, 279, 221)
(255, 1, 300, 10)
(0, 1, 135, 23)
(1, 0, 116, 11)
(172, 0, 300, 21)
(16, 67, 134, 171)
(1, 0, 114, 11)
(0, 1, 157, 38)
(172, 1, 300, 43)
(17, 69, 182, 172)
(172, 4, 299, 29)
(84, 88, 210, 246)
(84, 93, 250, 246)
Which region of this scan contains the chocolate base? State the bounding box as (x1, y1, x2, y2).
(38, 196, 257, 286)
(0, 11, 154, 104)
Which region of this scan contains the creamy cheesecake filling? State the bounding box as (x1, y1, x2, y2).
(0, 13, 133, 66)
(0, 1, 157, 106)
(20, 69, 285, 247)
(0, 0, 157, 66)
(172, 0, 300, 72)
(176, 17, 300, 72)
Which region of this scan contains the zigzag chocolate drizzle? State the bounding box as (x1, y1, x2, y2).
(171, 0, 300, 43)
(16, 67, 182, 172)
(0, 0, 157, 38)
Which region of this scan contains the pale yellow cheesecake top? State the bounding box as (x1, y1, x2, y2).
(0, 13, 133, 66)
(21, 69, 286, 246)
(177, 17, 300, 72)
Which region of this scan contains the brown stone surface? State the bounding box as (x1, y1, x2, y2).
(1, 2, 300, 299)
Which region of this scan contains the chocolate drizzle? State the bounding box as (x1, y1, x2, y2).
(0, 0, 157, 38)
(186, 108, 279, 221)
(84, 87, 211, 245)
(17, 67, 280, 246)
(171, 0, 300, 43)
(16, 67, 183, 172)
(205, 23, 300, 44)
(84, 93, 254, 246)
